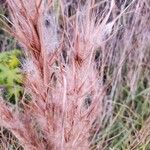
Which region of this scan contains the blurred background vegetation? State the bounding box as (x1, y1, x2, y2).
(0, 2, 23, 105)
(0, 3, 24, 149)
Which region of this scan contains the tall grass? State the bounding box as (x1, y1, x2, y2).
(0, 0, 150, 149)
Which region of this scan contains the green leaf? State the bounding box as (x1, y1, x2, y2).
(0, 49, 23, 103)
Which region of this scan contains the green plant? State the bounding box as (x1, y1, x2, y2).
(0, 49, 23, 104)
